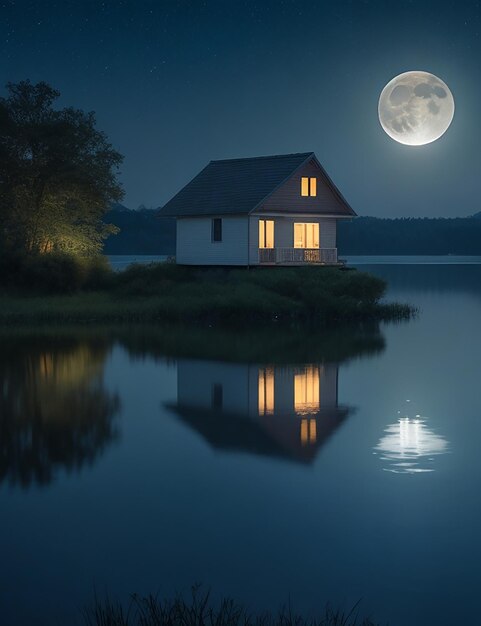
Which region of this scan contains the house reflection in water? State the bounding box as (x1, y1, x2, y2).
(167, 360, 350, 464)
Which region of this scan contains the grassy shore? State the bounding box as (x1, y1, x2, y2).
(84, 587, 382, 626)
(0, 262, 415, 327)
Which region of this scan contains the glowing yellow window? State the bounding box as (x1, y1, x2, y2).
(259, 219, 274, 249)
(258, 367, 274, 415)
(294, 366, 320, 414)
(301, 177, 309, 196)
(293, 223, 319, 249)
(300, 177, 317, 197)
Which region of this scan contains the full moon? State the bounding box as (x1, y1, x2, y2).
(378, 71, 454, 146)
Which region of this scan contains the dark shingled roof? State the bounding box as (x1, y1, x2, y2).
(159, 152, 355, 217)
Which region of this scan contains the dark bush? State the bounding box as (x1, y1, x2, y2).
(105, 263, 397, 326)
(27, 252, 85, 292)
(0, 252, 114, 293)
(82, 255, 115, 290)
(114, 262, 192, 296)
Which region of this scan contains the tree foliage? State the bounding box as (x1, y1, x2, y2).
(0, 80, 123, 255)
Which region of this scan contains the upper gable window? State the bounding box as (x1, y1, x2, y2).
(301, 177, 317, 197)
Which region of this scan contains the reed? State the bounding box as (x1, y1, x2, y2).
(83, 587, 384, 626)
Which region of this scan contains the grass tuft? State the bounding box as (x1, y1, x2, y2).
(83, 586, 384, 626)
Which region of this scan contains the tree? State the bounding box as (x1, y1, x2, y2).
(0, 80, 123, 256)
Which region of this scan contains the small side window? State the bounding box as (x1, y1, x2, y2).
(212, 218, 222, 242)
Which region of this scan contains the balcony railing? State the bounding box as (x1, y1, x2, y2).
(258, 248, 338, 265)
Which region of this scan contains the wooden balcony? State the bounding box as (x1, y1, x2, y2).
(258, 247, 338, 265)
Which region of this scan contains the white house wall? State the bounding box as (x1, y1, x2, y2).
(177, 216, 249, 265)
(248, 216, 259, 265)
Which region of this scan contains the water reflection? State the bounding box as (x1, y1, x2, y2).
(118, 323, 386, 365)
(122, 324, 385, 464)
(0, 336, 120, 488)
(375, 412, 449, 474)
(0, 323, 385, 487)
(167, 360, 350, 464)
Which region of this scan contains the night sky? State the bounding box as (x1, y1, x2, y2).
(2, 0, 480, 217)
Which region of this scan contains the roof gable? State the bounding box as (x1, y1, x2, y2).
(256, 156, 356, 217)
(159, 152, 355, 217)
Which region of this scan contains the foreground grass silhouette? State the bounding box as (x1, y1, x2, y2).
(83, 587, 383, 626)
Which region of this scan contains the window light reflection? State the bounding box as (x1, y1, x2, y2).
(258, 367, 274, 415)
(294, 366, 320, 414)
(300, 418, 317, 446)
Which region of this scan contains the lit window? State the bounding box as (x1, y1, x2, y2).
(259, 219, 274, 249)
(301, 177, 309, 196)
(301, 177, 317, 197)
(258, 367, 274, 415)
(294, 366, 320, 414)
(293, 223, 319, 249)
(212, 218, 222, 242)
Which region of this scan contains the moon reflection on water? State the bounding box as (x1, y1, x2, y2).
(375, 410, 449, 474)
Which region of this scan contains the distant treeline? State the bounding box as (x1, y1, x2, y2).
(103, 207, 175, 255)
(103, 208, 481, 256)
(338, 215, 481, 255)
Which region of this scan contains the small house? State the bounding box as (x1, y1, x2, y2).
(159, 152, 356, 266)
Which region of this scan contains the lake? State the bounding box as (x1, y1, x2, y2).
(1, 259, 481, 626)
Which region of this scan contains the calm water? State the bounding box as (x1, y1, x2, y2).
(1, 262, 481, 626)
